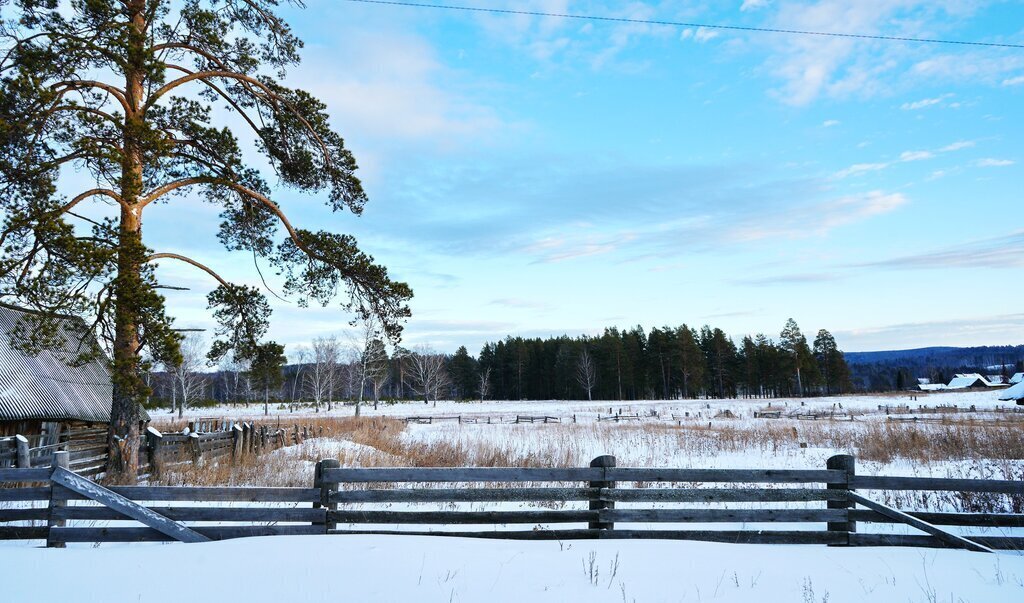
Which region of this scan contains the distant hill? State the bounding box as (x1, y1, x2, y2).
(844, 345, 1024, 391)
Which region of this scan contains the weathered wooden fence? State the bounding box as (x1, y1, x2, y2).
(0, 420, 323, 479)
(2, 454, 1022, 549)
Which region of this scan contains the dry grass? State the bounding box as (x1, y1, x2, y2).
(151, 415, 1024, 487)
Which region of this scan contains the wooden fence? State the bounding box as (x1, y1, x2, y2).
(0, 420, 323, 479)
(2, 454, 1023, 549)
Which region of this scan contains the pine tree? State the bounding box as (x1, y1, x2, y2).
(0, 1, 411, 479)
(249, 342, 286, 416)
(449, 346, 478, 400)
(677, 325, 705, 399)
(780, 319, 811, 397)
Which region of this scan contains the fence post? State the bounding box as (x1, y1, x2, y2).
(826, 454, 856, 546)
(146, 426, 163, 479)
(15, 434, 30, 468)
(189, 432, 201, 465)
(232, 424, 243, 461)
(241, 423, 251, 456)
(589, 454, 616, 532)
(313, 458, 341, 533)
(46, 451, 70, 548)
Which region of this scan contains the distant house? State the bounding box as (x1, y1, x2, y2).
(945, 373, 995, 390)
(999, 381, 1024, 404)
(0, 303, 148, 437)
(1010, 373, 1024, 385)
(986, 375, 1007, 385)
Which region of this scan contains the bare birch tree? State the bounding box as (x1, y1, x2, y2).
(348, 318, 389, 416)
(408, 345, 450, 404)
(166, 334, 207, 418)
(577, 346, 597, 401)
(303, 336, 338, 412)
(479, 367, 492, 402)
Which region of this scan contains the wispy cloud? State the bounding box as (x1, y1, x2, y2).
(833, 139, 975, 179)
(899, 150, 934, 162)
(833, 162, 888, 179)
(853, 230, 1024, 270)
(939, 141, 974, 152)
(681, 27, 720, 43)
(1004, 75, 1024, 87)
(837, 313, 1024, 351)
(900, 93, 953, 110)
(740, 0, 771, 11)
(735, 272, 843, 286)
(974, 158, 1015, 167)
(822, 119, 840, 127)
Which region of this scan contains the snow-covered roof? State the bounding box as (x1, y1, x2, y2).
(918, 383, 947, 391)
(999, 380, 1024, 401)
(986, 375, 1006, 384)
(946, 373, 992, 389)
(1010, 372, 1024, 385)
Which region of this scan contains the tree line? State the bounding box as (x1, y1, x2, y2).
(151, 318, 853, 411)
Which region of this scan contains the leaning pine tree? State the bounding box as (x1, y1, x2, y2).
(0, 1, 412, 480)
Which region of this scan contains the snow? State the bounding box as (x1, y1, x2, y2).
(3, 534, 1024, 602)
(161, 389, 1012, 423)
(4, 390, 1022, 600)
(999, 381, 1024, 401)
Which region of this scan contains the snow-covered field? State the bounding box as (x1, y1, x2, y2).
(155, 389, 1015, 423)
(4, 534, 1024, 602)
(4, 390, 1023, 602)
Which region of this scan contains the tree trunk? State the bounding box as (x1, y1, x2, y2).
(264, 387, 269, 416)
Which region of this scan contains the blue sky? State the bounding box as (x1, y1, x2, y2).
(146, 0, 1024, 356)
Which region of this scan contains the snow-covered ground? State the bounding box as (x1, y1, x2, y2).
(155, 389, 1015, 423)
(3, 534, 1024, 602)
(4, 390, 1021, 601)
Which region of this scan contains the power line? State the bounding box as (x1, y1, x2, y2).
(340, 0, 1024, 50)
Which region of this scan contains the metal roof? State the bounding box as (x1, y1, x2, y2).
(0, 304, 121, 423)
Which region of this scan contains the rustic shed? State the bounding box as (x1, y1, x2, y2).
(0, 302, 148, 437)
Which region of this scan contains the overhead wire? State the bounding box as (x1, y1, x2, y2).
(339, 0, 1024, 50)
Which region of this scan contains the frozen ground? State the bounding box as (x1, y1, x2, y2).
(158, 389, 1013, 421)
(3, 534, 1024, 602)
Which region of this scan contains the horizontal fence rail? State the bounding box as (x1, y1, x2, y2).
(1, 454, 1022, 549)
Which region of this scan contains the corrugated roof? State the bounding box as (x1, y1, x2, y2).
(0, 304, 119, 423)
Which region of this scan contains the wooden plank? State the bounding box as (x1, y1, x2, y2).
(605, 468, 843, 484)
(0, 508, 49, 521)
(0, 468, 51, 482)
(605, 488, 843, 503)
(332, 487, 599, 504)
(333, 486, 842, 504)
(601, 508, 847, 523)
(851, 533, 1024, 550)
(0, 526, 49, 540)
(54, 506, 327, 522)
(851, 475, 1024, 494)
(50, 467, 210, 543)
(0, 486, 50, 501)
(847, 492, 992, 553)
(53, 486, 321, 502)
(325, 467, 844, 484)
(330, 510, 597, 524)
(50, 525, 325, 542)
(331, 529, 846, 545)
(850, 510, 1024, 528)
(324, 467, 604, 483)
